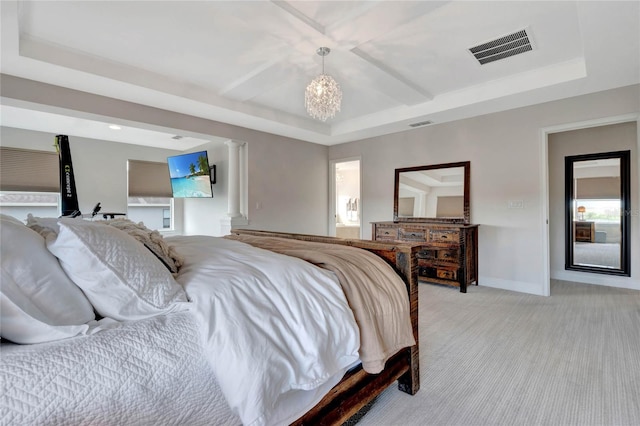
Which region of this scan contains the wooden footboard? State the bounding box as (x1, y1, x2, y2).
(230, 229, 420, 425)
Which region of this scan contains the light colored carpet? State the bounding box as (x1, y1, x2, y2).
(358, 280, 640, 426)
(574, 243, 621, 269)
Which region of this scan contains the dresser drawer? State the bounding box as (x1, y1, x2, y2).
(399, 228, 427, 242)
(419, 266, 458, 281)
(375, 227, 398, 240)
(437, 269, 457, 280)
(417, 247, 459, 262)
(428, 229, 460, 243)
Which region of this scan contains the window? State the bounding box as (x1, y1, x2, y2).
(0, 192, 60, 222)
(127, 160, 173, 230)
(163, 208, 171, 228)
(0, 147, 60, 220)
(573, 199, 621, 222)
(127, 196, 173, 230)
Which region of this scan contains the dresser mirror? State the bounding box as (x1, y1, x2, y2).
(394, 161, 470, 224)
(565, 150, 630, 276)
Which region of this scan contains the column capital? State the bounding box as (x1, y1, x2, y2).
(225, 140, 245, 148)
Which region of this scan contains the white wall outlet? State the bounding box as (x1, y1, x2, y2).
(508, 200, 524, 209)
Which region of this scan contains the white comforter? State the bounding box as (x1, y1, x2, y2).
(0, 236, 361, 426)
(169, 235, 361, 426)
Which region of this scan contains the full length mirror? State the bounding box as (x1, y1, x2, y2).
(565, 150, 630, 276)
(394, 161, 470, 223)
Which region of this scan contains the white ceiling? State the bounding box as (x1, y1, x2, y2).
(1, 1, 638, 148)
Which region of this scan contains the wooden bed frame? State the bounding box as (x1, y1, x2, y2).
(230, 229, 421, 425)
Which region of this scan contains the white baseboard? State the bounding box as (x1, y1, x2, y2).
(551, 269, 640, 291)
(477, 276, 546, 296)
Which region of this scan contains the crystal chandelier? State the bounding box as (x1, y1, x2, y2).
(305, 47, 342, 121)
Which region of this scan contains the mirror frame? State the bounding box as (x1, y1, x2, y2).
(394, 161, 470, 224)
(564, 150, 631, 276)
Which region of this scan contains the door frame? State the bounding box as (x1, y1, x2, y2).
(541, 113, 639, 296)
(329, 157, 362, 237)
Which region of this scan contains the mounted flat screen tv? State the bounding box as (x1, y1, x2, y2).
(167, 150, 214, 198)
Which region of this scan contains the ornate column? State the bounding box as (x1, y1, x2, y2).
(226, 140, 242, 218)
(220, 140, 248, 234)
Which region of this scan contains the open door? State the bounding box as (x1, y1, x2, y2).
(330, 159, 361, 238)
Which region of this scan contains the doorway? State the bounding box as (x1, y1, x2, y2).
(544, 117, 638, 293)
(330, 158, 361, 239)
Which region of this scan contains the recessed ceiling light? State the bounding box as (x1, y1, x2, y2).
(109, 124, 121, 130)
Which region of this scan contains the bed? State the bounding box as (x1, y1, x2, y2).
(0, 215, 420, 425)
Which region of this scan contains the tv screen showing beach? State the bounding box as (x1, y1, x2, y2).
(167, 151, 213, 198)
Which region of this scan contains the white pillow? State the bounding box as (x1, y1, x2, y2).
(0, 213, 25, 225)
(0, 216, 96, 327)
(47, 220, 190, 321)
(0, 270, 90, 344)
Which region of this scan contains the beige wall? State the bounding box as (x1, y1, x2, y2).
(329, 85, 640, 295)
(245, 133, 329, 234)
(548, 121, 638, 287)
(0, 75, 330, 236)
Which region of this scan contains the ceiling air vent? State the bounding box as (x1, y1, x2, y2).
(409, 120, 433, 128)
(469, 29, 532, 65)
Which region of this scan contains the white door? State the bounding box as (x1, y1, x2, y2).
(330, 158, 361, 239)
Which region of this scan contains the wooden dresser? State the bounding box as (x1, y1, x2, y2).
(574, 221, 595, 243)
(372, 221, 479, 293)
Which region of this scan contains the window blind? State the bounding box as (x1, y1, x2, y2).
(576, 177, 621, 200)
(0, 147, 59, 192)
(128, 160, 172, 197)
(436, 196, 464, 218)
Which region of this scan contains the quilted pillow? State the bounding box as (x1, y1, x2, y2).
(104, 218, 183, 273)
(46, 219, 190, 321)
(0, 215, 96, 328)
(27, 215, 183, 274)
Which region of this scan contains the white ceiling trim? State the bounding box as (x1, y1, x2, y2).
(0, 1, 638, 147)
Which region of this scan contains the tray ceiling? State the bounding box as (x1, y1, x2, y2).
(1, 1, 638, 147)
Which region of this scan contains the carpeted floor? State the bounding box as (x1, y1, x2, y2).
(357, 280, 640, 426)
(574, 243, 621, 269)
